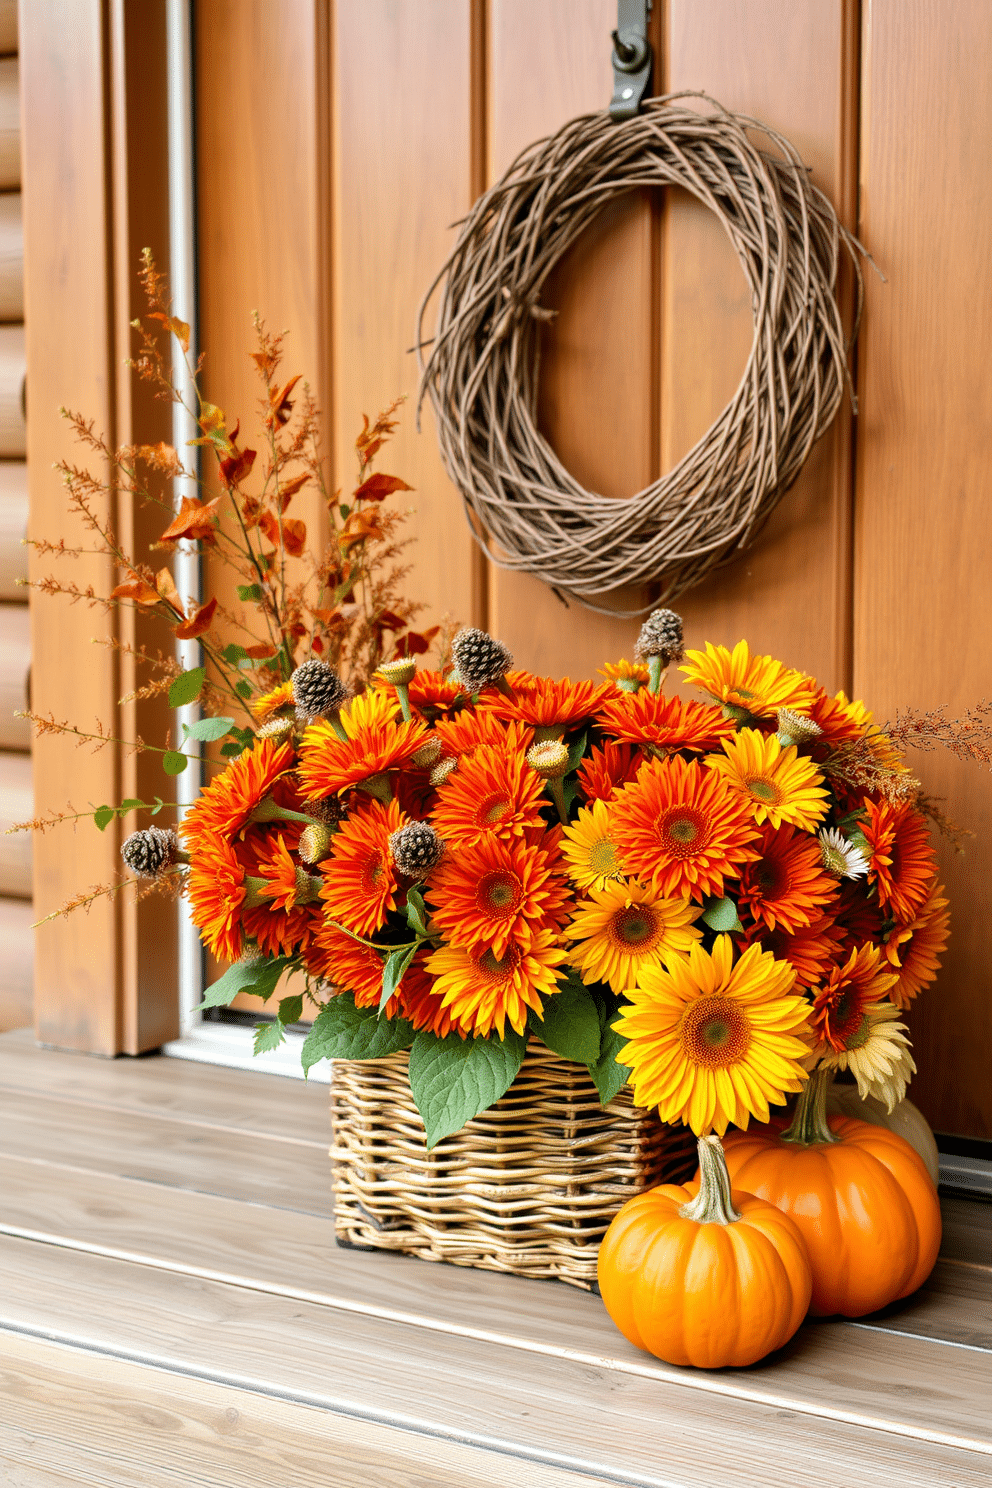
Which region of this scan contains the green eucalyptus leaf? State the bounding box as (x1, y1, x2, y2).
(237, 583, 265, 602)
(93, 805, 114, 832)
(300, 992, 414, 1074)
(234, 680, 253, 700)
(220, 741, 245, 758)
(118, 798, 144, 814)
(168, 667, 205, 708)
(162, 751, 188, 776)
(407, 1028, 527, 1150)
(701, 895, 744, 934)
(183, 715, 236, 742)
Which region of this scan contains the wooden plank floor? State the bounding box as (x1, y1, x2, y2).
(0, 1029, 989, 1488)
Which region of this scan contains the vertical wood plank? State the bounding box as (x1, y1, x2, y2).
(856, 0, 992, 1137)
(487, 0, 653, 676)
(663, 0, 860, 696)
(21, 0, 121, 1053)
(332, 0, 482, 637)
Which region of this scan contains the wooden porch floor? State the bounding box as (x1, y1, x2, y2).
(0, 1027, 989, 1488)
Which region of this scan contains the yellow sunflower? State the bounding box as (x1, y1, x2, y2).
(564, 880, 703, 994)
(705, 728, 829, 831)
(560, 799, 624, 891)
(251, 680, 296, 723)
(613, 935, 811, 1136)
(681, 640, 817, 718)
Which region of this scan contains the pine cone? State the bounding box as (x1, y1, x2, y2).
(389, 821, 446, 878)
(450, 628, 513, 692)
(633, 609, 685, 666)
(121, 826, 180, 879)
(306, 795, 348, 825)
(291, 659, 350, 724)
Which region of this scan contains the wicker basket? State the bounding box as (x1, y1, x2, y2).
(330, 1039, 698, 1288)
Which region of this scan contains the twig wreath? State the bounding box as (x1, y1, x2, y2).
(417, 93, 869, 617)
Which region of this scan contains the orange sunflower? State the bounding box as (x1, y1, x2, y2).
(406, 668, 464, 713)
(681, 640, 817, 718)
(298, 688, 428, 800)
(304, 920, 405, 1016)
(243, 900, 318, 960)
(431, 742, 546, 846)
(883, 883, 950, 1009)
(427, 836, 569, 956)
(426, 929, 568, 1039)
(318, 797, 406, 938)
(862, 798, 937, 923)
(180, 738, 295, 856)
(595, 690, 734, 753)
(564, 880, 703, 994)
(185, 840, 247, 963)
(576, 740, 641, 802)
(480, 671, 614, 729)
(737, 823, 839, 934)
(399, 956, 473, 1039)
(610, 754, 758, 903)
(705, 728, 829, 831)
(831, 879, 885, 952)
(741, 913, 846, 991)
(433, 711, 533, 760)
(810, 942, 899, 1053)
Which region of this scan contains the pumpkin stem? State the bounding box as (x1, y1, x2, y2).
(781, 1066, 839, 1147)
(678, 1135, 743, 1225)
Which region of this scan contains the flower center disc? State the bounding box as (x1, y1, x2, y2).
(480, 795, 511, 825)
(659, 807, 707, 858)
(610, 905, 660, 951)
(478, 945, 520, 982)
(680, 996, 751, 1068)
(478, 870, 523, 919)
(364, 853, 385, 889)
(588, 838, 619, 876)
(754, 857, 786, 896)
(746, 775, 781, 805)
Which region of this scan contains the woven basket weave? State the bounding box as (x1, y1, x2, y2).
(330, 1040, 698, 1288)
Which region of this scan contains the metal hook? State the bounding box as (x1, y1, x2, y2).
(609, 1, 653, 121)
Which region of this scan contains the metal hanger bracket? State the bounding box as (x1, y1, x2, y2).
(609, 0, 653, 121)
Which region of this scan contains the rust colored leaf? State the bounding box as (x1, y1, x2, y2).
(241, 496, 262, 530)
(243, 642, 278, 659)
(372, 609, 408, 634)
(218, 446, 257, 489)
(354, 473, 414, 503)
(169, 317, 190, 353)
(110, 573, 160, 606)
(160, 495, 221, 543)
(277, 471, 309, 510)
(267, 374, 302, 428)
(258, 510, 280, 546)
(175, 595, 218, 640)
(155, 568, 186, 619)
(395, 625, 440, 657)
(281, 518, 306, 557)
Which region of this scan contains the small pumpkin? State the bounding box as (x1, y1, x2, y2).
(827, 1079, 940, 1185)
(721, 1068, 942, 1318)
(597, 1134, 812, 1369)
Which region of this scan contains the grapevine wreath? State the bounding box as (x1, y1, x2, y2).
(417, 93, 869, 616)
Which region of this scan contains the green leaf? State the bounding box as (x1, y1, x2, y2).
(253, 1020, 286, 1055)
(408, 1028, 527, 1150)
(589, 997, 631, 1106)
(529, 976, 601, 1064)
(234, 680, 253, 700)
(118, 798, 144, 813)
(847, 829, 870, 855)
(379, 942, 418, 1013)
(300, 991, 414, 1074)
(182, 715, 236, 742)
(195, 955, 291, 1011)
(277, 993, 304, 1026)
(220, 741, 245, 758)
(237, 583, 265, 602)
(701, 895, 744, 934)
(150, 796, 165, 816)
(222, 643, 247, 665)
(162, 751, 188, 776)
(405, 887, 430, 938)
(168, 666, 206, 708)
(339, 504, 350, 520)
(564, 729, 588, 775)
(93, 805, 114, 832)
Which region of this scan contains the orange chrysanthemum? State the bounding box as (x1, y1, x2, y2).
(433, 711, 533, 760)
(180, 738, 295, 856)
(426, 928, 567, 1039)
(681, 640, 817, 718)
(862, 799, 937, 923)
(298, 689, 428, 799)
(595, 690, 734, 753)
(599, 658, 649, 688)
(831, 880, 885, 953)
(398, 955, 472, 1039)
(737, 823, 839, 934)
(883, 883, 950, 1009)
(318, 797, 406, 938)
(576, 740, 641, 802)
(401, 669, 464, 713)
(427, 836, 569, 956)
(243, 901, 318, 960)
(741, 914, 846, 991)
(705, 728, 829, 831)
(806, 688, 871, 747)
(610, 755, 758, 903)
(186, 840, 246, 963)
(811, 942, 899, 1052)
(304, 920, 405, 1016)
(480, 671, 613, 729)
(251, 680, 296, 723)
(431, 742, 546, 846)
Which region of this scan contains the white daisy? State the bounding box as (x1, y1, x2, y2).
(818, 826, 869, 880)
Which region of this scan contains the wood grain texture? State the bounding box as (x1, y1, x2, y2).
(856, 0, 992, 1138)
(0, 745, 29, 895)
(487, 0, 651, 675)
(0, 189, 23, 319)
(333, 0, 482, 637)
(0, 599, 28, 748)
(21, 0, 120, 1052)
(0, 320, 24, 454)
(0, 898, 31, 1028)
(663, 0, 859, 696)
(0, 0, 15, 56)
(0, 1331, 614, 1488)
(0, 457, 27, 596)
(0, 55, 17, 188)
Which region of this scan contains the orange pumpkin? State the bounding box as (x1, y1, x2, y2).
(721, 1069, 942, 1318)
(598, 1134, 812, 1368)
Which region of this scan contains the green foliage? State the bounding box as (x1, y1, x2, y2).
(701, 894, 744, 934)
(182, 715, 236, 742)
(300, 992, 414, 1075)
(588, 994, 631, 1106)
(195, 955, 292, 1011)
(253, 1020, 286, 1055)
(277, 993, 305, 1026)
(379, 943, 418, 1012)
(168, 667, 205, 708)
(162, 751, 188, 775)
(405, 887, 430, 938)
(529, 976, 601, 1064)
(93, 805, 115, 832)
(407, 1028, 527, 1150)
(237, 583, 265, 602)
